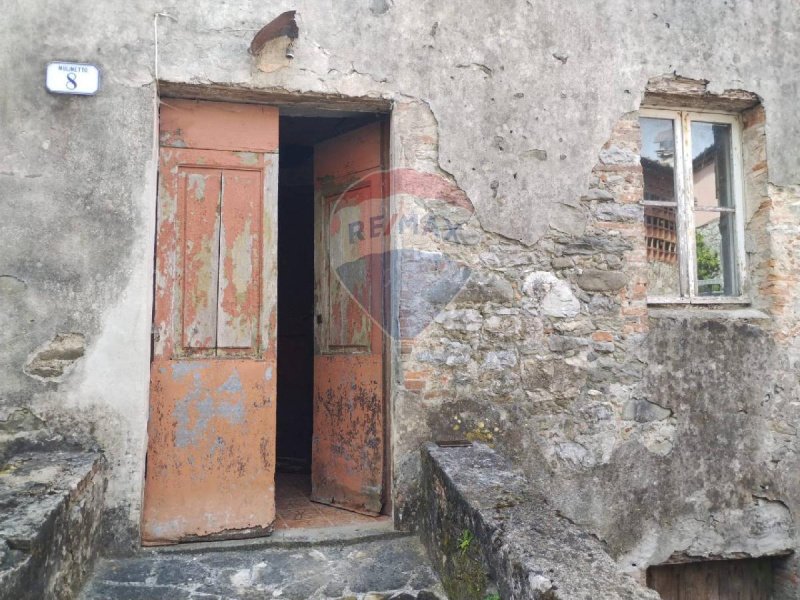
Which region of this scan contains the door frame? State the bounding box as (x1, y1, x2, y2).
(378, 119, 393, 516)
(144, 87, 396, 542)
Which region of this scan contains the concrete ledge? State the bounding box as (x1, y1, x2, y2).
(0, 450, 106, 600)
(420, 443, 659, 599)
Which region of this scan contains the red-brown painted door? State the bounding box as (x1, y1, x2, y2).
(311, 123, 386, 515)
(142, 100, 279, 544)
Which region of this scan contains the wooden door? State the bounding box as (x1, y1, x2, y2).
(142, 100, 279, 544)
(311, 123, 386, 515)
(647, 559, 774, 600)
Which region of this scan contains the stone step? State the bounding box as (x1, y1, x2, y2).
(80, 534, 447, 600)
(0, 449, 106, 600)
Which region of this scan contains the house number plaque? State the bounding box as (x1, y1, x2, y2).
(46, 62, 100, 95)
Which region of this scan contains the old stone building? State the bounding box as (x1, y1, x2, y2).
(2, 1, 800, 598)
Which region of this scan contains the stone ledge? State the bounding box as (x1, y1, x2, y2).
(80, 534, 446, 600)
(0, 450, 106, 600)
(647, 306, 770, 320)
(420, 443, 659, 599)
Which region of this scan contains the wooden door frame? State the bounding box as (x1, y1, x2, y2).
(378, 119, 393, 516)
(145, 87, 396, 539)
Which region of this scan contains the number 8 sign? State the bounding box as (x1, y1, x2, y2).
(46, 62, 100, 95)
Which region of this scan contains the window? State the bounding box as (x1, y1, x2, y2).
(640, 109, 746, 303)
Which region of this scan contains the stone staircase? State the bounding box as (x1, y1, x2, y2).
(0, 412, 660, 600)
(0, 407, 446, 600)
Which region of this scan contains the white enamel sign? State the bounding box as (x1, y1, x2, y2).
(46, 62, 100, 95)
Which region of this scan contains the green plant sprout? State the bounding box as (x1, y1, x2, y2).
(458, 529, 475, 556)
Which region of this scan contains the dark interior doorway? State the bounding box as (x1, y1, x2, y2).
(275, 112, 387, 530)
(276, 139, 314, 473)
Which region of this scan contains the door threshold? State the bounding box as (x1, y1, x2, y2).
(141, 520, 400, 555)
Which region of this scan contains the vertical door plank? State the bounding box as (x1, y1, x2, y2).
(703, 562, 721, 600)
(719, 560, 744, 600)
(647, 565, 680, 600)
(718, 558, 773, 600)
(181, 168, 222, 350)
(681, 562, 710, 600)
(260, 154, 279, 357)
(217, 168, 262, 350)
(753, 558, 773, 600)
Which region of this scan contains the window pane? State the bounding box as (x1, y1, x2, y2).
(645, 206, 680, 297)
(691, 121, 738, 296)
(640, 117, 677, 202)
(691, 121, 734, 209)
(695, 211, 738, 296)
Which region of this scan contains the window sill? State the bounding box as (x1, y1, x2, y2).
(647, 295, 749, 305)
(647, 305, 769, 320)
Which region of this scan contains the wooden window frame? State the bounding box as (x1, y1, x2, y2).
(641, 108, 748, 305)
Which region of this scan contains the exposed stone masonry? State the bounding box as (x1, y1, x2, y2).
(392, 103, 653, 517)
(392, 81, 800, 593)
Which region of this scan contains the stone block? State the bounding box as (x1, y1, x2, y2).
(455, 272, 515, 304)
(623, 398, 672, 423)
(434, 309, 483, 331)
(576, 269, 629, 291)
(0, 450, 106, 600)
(419, 443, 658, 599)
(522, 272, 580, 318)
(547, 334, 589, 352)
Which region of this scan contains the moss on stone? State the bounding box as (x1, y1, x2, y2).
(438, 528, 489, 600)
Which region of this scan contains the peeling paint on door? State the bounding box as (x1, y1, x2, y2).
(311, 123, 386, 516)
(142, 100, 279, 544)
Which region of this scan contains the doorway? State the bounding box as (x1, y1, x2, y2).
(142, 99, 390, 544)
(275, 113, 389, 529)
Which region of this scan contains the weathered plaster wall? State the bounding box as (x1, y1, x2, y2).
(152, 0, 800, 246)
(2, 1, 800, 582)
(0, 1, 157, 552)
